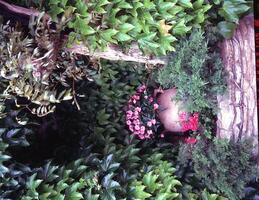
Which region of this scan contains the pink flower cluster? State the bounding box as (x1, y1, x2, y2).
(126, 85, 159, 140)
(179, 112, 199, 132)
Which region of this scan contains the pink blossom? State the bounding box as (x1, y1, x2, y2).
(135, 107, 141, 112)
(153, 103, 159, 110)
(129, 125, 134, 132)
(138, 85, 146, 93)
(145, 135, 150, 139)
(151, 119, 156, 125)
(144, 95, 148, 99)
(149, 97, 154, 103)
(133, 132, 139, 136)
(133, 120, 140, 125)
(147, 130, 153, 135)
(139, 135, 145, 140)
(126, 120, 131, 125)
(147, 121, 152, 127)
(132, 95, 140, 100)
(160, 134, 164, 138)
(133, 115, 138, 120)
(140, 126, 145, 131)
(134, 111, 139, 116)
(135, 125, 140, 130)
(126, 114, 132, 120)
(127, 110, 133, 115)
(141, 85, 146, 90)
(140, 129, 145, 134)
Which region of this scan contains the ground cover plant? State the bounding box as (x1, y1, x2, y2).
(0, 0, 258, 200)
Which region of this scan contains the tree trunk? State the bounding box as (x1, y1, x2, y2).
(217, 14, 258, 156)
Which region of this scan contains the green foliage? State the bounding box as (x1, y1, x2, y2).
(130, 152, 226, 200)
(46, 0, 212, 55)
(0, 16, 95, 118)
(0, 129, 10, 179)
(21, 160, 103, 200)
(156, 30, 227, 113)
(187, 189, 228, 200)
(0, 61, 149, 199)
(0, 128, 34, 198)
(130, 153, 181, 200)
(192, 138, 256, 200)
(209, 0, 251, 39)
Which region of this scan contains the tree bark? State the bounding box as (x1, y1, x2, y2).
(217, 14, 258, 156)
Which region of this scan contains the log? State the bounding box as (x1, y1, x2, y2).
(217, 14, 258, 156)
(67, 43, 167, 65)
(0, 0, 166, 65)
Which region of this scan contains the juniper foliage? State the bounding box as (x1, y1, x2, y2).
(157, 30, 226, 113)
(192, 138, 256, 200)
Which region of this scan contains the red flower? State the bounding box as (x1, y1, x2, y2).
(185, 137, 197, 144)
(179, 112, 199, 132)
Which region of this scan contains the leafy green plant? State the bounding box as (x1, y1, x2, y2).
(21, 159, 104, 200)
(192, 138, 256, 200)
(130, 152, 227, 200)
(130, 153, 182, 200)
(46, 0, 212, 55)
(156, 29, 226, 113)
(0, 61, 149, 199)
(156, 30, 226, 137)
(0, 15, 95, 118)
(208, 0, 251, 39)
(0, 128, 34, 199)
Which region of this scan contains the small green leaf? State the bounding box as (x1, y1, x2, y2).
(193, 0, 204, 9)
(75, 1, 88, 17)
(116, 33, 132, 42)
(49, 5, 64, 20)
(119, 23, 135, 33)
(143, 172, 159, 193)
(100, 29, 119, 43)
(49, 0, 60, 4)
(172, 19, 191, 36)
(70, 192, 83, 200)
(117, 1, 133, 9)
(217, 21, 236, 39)
(134, 185, 152, 199)
(178, 0, 193, 8)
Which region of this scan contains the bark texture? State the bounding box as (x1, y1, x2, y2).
(217, 15, 258, 155)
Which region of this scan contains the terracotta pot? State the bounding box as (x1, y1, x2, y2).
(157, 88, 187, 132)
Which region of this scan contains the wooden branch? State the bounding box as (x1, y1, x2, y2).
(0, 0, 39, 17)
(0, 0, 166, 65)
(217, 14, 258, 156)
(68, 43, 167, 65)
